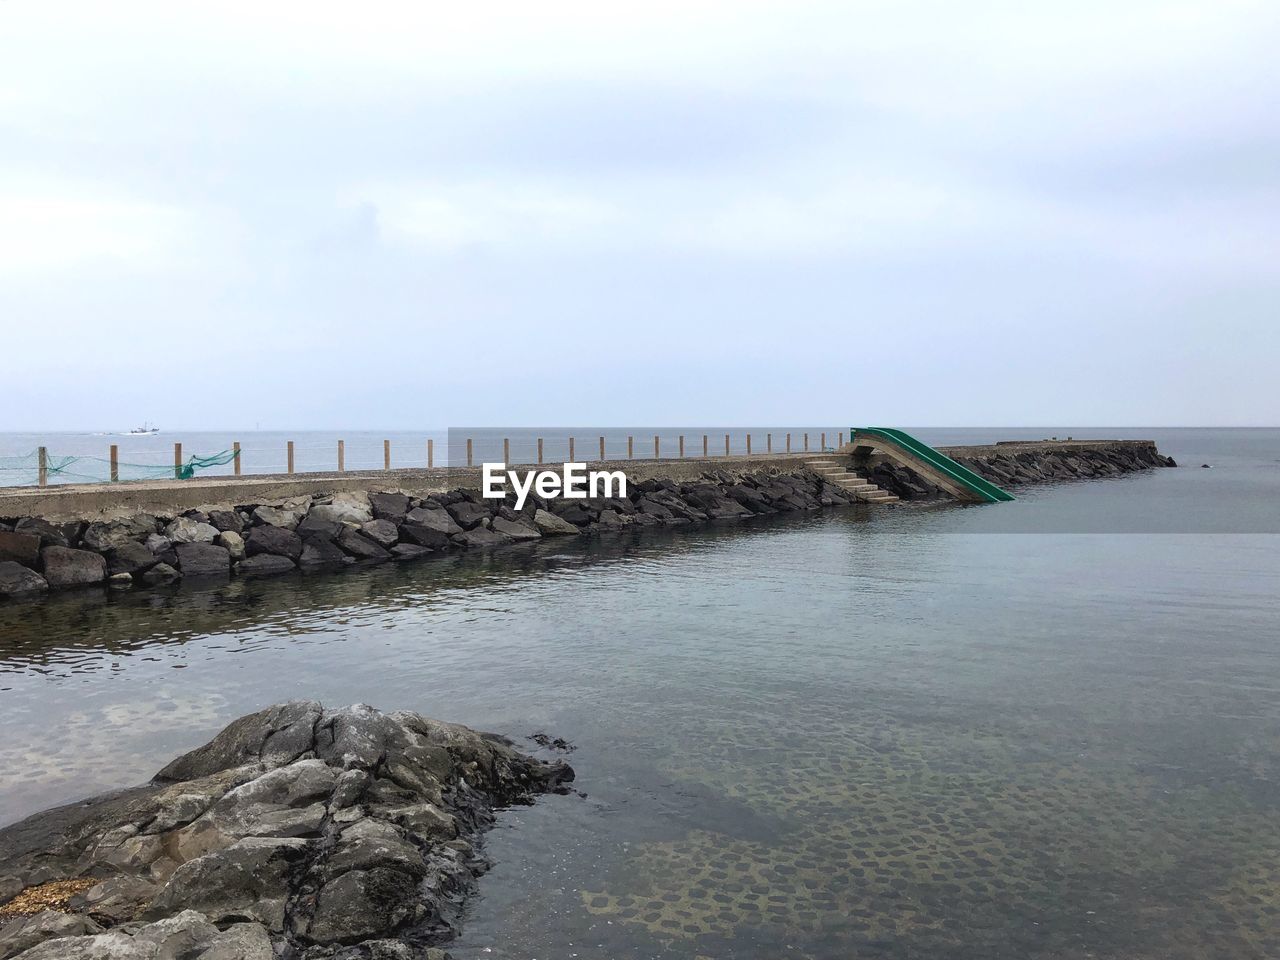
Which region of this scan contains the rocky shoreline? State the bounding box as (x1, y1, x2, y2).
(0, 702, 573, 959)
(0, 444, 1176, 600)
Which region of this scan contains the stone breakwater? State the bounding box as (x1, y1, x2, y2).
(0, 469, 855, 599)
(0, 442, 1175, 600)
(0, 702, 573, 959)
(865, 441, 1177, 502)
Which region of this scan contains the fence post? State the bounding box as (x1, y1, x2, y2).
(679, 435, 685, 457)
(467, 438, 473, 467)
(786, 433, 791, 453)
(504, 438, 510, 465)
(747, 434, 752, 456)
(110, 444, 119, 482)
(384, 439, 391, 470)
(767, 433, 772, 453)
(569, 437, 575, 461)
(427, 439, 434, 469)
(233, 441, 241, 476)
(537, 438, 543, 464)
(702, 434, 708, 457)
(338, 440, 345, 471)
(287, 441, 294, 474)
(724, 434, 730, 456)
(654, 435, 660, 459)
(37, 446, 47, 487)
(821, 432, 826, 451)
(804, 433, 809, 452)
(627, 435, 633, 459)
(174, 442, 183, 479)
(599, 436, 605, 461)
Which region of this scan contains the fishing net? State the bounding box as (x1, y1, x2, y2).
(0, 449, 239, 486)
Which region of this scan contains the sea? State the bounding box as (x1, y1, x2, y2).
(0, 427, 1277, 958)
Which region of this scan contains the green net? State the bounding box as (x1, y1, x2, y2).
(0, 449, 239, 486)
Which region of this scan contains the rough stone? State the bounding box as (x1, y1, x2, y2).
(174, 542, 231, 578)
(532, 509, 581, 535)
(205, 510, 244, 533)
(164, 517, 220, 544)
(403, 507, 462, 536)
(216, 530, 245, 561)
(368, 492, 410, 523)
(0, 530, 41, 566)
(141, 562, 180, 585)
(107, 540, 157, 577)
(13, 518, 75, 548)
(299, 538, 349, 567)
(452, 526, 513, 548)
(444, 500, 491, 530)
(307, 493, 372, 525)
(0, 910, 102, 959)
(359, 519, 399, 548)
(490, 517, 541, 541)
(0, 561, 48, 597)
(397, 524, 449, 550)
(336, 527, 391, 561)
(236, 554, 297, 578)
(389, 543, 430, 561)
(252, 504, 306, 530)
(245, 526, 303, 561)
(39, 546, 106, 588)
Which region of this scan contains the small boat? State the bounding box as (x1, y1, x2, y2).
(128, 422, 159, 435)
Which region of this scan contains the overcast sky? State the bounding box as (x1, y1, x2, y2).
(2, 1, 1277, 429)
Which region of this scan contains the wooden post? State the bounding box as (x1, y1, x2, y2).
(467, 438, 473, 467)
(110, 444, 119, 482)
(679, 435, 685, 457)
(384, 439, 391, 470)
(804, 433, 809, 452)
(654, 435, 659, 459)
(767, 433, 772, 453)
(503, 438, 510, 464)
(537, 438, 543, 464)
(786, 433, 791, 453)
(747, 434, 752, 455)
(338, 440, 345, 471)
(702, 434, 708, 457)
(427, 438, 434, 469)
(37, 446, 47, 487)
(233, 441, 241, 476)
(569, 437, 575, 461)
(287, 441, 294, 474)
(599, 436, 605, 461)
(724, 434, 730, 456)
(174, 442, 183, 479)
(821, 432, 826, 451)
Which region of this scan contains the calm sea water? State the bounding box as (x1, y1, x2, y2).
(1, 428, 1278, 958)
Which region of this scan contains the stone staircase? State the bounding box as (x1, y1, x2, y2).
(805, 458, 900, 504)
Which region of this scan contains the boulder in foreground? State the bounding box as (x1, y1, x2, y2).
(0, 702, 573, 959)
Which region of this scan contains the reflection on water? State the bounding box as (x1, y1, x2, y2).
(1, 463, 1279, 958)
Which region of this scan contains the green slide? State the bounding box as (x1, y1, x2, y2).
(850, 427, 1015, 503)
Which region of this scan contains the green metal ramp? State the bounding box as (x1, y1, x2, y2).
(849, 427, 1015, 503)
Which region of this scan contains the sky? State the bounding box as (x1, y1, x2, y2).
(1, 0, 1277, 429)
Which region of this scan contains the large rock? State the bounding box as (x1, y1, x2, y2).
(245, 526, 303, 561)
(0, 560, 48, 597)
(216, 530, 245, 561)
(403, 507, 461, 536)
(174, 542, 231, 578)
(532, 509, 581, 535)
(0, 530, 41, 566)
(0, 702, 572, 957)
(398, 524, 449, 550)
(307, 493, 373, 525)
(205, 510, 243, 534)
(452, 526, 513, 548)
(368, 492, 410, 523)
(444, 500, 491, 530)
(336, 527, 391, 561)
(236, 555, 296, 578)
(299, 538, 349, 568)
(13, 517, 77, 548)
(359, 519, 400, 548)
(491, 517, 541, 541)
(251, 505, 305, 530)
(39, 546, 105, 588)
(164, 517, 219, 545)
(107, 540, 158, 577)
(296, 513, 343, 540)
(80, 516, 157, 552)
(234, 555, 295, 578)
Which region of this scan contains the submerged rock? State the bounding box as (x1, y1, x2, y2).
(0, 702, 572, 959)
